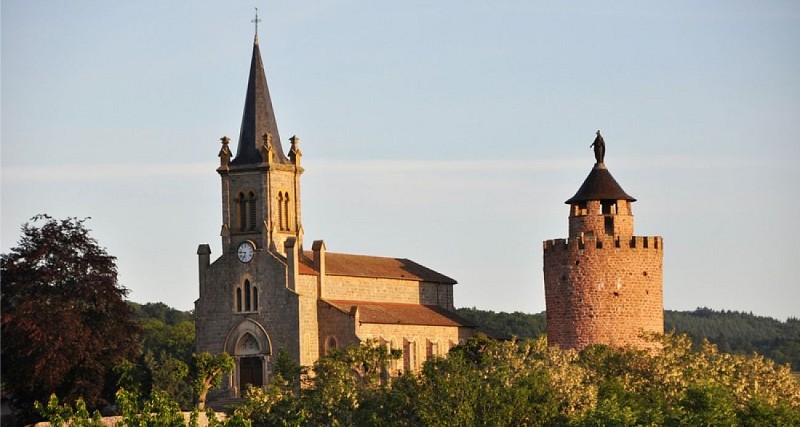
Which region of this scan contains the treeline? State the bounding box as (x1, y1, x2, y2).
(39, 334, 800, 426)
(456, 307, 800, 370)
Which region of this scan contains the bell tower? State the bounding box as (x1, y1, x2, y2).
(216, 33, 303, 257)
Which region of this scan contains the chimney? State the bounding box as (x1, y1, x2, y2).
(197, 244, 211, 298)
(285, 237, 299, 292)
(312, 240, 326, 298)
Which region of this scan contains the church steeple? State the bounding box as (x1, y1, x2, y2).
(231, 33, 288, 165)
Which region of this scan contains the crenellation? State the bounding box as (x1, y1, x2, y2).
(544, 154, 663, 351)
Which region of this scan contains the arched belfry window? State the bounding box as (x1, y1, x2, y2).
(277, 193, 284, 231)
(248, 192, 257, 231)
(252, 286, 258, 311)
(235, 287, 242, 312)
(283, 192, 291, 231)
(238, 193, 247, 231)
(277, 192, 291, 231)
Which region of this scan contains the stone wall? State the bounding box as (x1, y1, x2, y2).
(195, 248, 300, 365)
(543, 235, 663, 350)
(322, 275, 454, 307)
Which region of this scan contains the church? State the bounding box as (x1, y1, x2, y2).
(194, 33, 476, 396)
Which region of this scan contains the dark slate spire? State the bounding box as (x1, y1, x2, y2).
(231, 38, 289, 165)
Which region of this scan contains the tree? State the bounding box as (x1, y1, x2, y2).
(1, 215, 140, 421)
(192, 352, 235, 410)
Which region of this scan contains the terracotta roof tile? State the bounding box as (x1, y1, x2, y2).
(323, 300, 475, 327)
(299, 251, 456, 284)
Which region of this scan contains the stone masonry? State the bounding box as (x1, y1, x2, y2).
(543, 158, 664, 350)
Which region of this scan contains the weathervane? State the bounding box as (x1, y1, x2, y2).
(252, 7, 262, 41)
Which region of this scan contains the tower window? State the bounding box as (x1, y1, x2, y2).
(277, 193, 284, 231)
(236, 191, 257, 232)
(601, 201, 617, 215)
(604, 216, 614, 236)
(248, 192, 257, 231)
(282, 192, 290, 231)
(278, 192, 291, 231)
(236, 287, 242, 312)
(252, 286, 258, 311)
(238, 193, 247, 231)
(244, 280, 252, 311)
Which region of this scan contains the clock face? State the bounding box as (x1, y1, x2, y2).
(237, 241, 255, 263)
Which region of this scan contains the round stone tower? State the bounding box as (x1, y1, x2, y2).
(543, 138, 663, 350)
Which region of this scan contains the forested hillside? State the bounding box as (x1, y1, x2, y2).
(456, 307, 800, 370)
(131, 303, 798, 371)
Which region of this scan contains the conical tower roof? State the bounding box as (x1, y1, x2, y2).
(231, 38, 289, 165)
(565, 162, 636, 204)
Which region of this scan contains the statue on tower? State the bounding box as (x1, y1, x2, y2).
(590, 130, 605, 164)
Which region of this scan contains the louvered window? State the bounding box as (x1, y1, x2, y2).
(238, 193, 247, 231)
(248, 192, 257, 230)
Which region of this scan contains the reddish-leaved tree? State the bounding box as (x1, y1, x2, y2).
(1, 215, 140, 422)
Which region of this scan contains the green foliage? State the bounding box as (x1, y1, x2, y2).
(666, 308, 800, 370)
(1, 215, 141, 422)
(34, 394, 104, 427)
(115, 388, 185, 427)
(139, 318, 196, 363)
(130, 301, 194, 326)
(192, 352, 235, 410)
(457, 306, 800, 371)
(232, 334, 800, 426)
(456, 307, 546, 339)
(125, 302, 197, 409)
(272, 349, 302, 386)
(34, 333, 800, 426)
(145, 352, 193, 408)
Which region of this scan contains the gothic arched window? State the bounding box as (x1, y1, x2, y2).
(244, 280, 252, 312)
(252, 286, 258, 311)
(235, 287, 242, 312)
(248, 192, 257, 231)
(325, 336, 338, 355)
(238, 192, 247, 231)
(282, 192, 290, 231)
(277, 193, 284, 231)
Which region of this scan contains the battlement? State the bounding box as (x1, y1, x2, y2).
(543, 235, 663, 252)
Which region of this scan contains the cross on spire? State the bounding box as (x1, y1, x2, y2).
(252, 7, 262, 43)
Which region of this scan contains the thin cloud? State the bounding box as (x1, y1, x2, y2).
(2, 163, 212, 183)
(2, 154, 780, 184)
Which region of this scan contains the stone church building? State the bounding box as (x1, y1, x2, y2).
(195, 35, 475, 396)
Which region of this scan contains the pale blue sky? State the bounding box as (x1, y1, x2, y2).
(2, 1, 799, 319)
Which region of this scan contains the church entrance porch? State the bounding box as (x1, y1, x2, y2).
(224, 319, 273, 397)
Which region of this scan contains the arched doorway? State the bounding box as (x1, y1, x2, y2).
(224, 319, 272, 397)
(236, 334, 263, 389)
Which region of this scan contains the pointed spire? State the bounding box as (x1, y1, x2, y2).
(231, 26, 289, 165)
